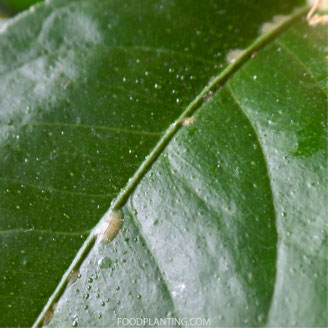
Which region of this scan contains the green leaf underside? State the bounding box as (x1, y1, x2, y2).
(0, 0, 326, 327)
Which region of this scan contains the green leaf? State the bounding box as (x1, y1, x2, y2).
(0, 0, 326, 327)
(46, 18, 327, 327)
(0, 0, 43, 14)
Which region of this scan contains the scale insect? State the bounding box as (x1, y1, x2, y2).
(181, 117, 196, 126)
(42, 310, 54, 326)
(96, 210, 124, 243)
(42, 303, 57, 326)
(68, 269, 80, 285)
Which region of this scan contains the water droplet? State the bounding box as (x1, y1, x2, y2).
(257, 314, 264, 323)
(72, 315, 79, 327)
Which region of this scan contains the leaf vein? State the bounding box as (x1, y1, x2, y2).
(227, 82, 279, 327)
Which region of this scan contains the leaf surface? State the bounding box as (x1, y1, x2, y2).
(0, 0, 326, 327)
(48, 18, 328, 327)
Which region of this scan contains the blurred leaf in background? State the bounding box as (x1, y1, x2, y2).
(0, 4, 8, 29)
(0, 0, 42, 15)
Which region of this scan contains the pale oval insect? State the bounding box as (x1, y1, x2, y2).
(260, 14, 290, 35)
(96, 210, 124, 243)
(181, 117, 196, 126)
(68, 269, 80, 285)
(226, 49, 246, 63)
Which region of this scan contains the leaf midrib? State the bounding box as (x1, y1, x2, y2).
(32, 6, 309, 327)
(227, 83, 279, 327)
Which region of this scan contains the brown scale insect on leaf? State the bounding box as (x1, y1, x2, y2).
(42, 303, 57, 326)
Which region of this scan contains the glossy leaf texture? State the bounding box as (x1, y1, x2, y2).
(0, 0, 326, 327)
(48, 19, 328, 327)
